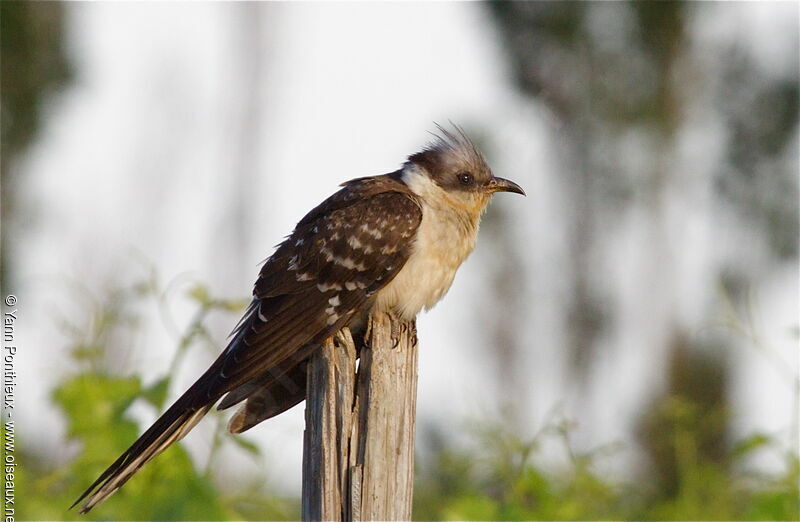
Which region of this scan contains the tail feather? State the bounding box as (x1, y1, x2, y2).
(71, 391, 214, 513)
(227, 361, 308, 433)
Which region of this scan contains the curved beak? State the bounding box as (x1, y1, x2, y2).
(486, 176, 526, 196)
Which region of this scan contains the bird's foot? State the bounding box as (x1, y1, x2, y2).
(390, 318, 406, 348)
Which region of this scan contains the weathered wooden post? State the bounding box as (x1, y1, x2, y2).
(302, 311, 418, 521)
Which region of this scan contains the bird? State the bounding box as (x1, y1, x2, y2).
(72, 125, 525, 513)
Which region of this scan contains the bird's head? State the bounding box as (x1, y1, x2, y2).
(404, 125, 524, 216)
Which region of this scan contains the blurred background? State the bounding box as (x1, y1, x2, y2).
(2, 2, 798, 520)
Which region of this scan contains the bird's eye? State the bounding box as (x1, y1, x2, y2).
(457, 172, 473, 185)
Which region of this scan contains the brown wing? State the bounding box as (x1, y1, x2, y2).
(73, 174, 421, 513)
(206, 179, 422, 397)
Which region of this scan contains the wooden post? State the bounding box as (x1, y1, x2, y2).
(302, 312, 419, 521)
(302, 328, 358, 520)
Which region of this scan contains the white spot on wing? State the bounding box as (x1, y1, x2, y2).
(333, 256, 356, 269)
(320, 246, 335, 262)
(359, 223, 383, 239)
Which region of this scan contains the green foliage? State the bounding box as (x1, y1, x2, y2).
(414, 414, 800, 520)
(17, 274, 297, 521)
(18, 272, 800, 520)
(414, 412, 799, 521)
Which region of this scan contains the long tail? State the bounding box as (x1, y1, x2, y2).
(221, 359, 308, 434)
(71, 373, 218, 514)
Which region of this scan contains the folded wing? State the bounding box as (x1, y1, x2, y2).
(73, 175, 421, 513)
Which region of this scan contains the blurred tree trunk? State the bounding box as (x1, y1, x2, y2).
(637, 334, 730, 497)
(487, 0, 689, 381)
(485, 1, 796, 492)
(0, 1, 71, 286)
(212, 3, 268, 290)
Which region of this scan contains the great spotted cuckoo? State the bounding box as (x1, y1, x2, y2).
(73, 126, 524, 513)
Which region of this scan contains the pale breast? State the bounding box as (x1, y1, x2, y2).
(373, 197, 479, 320)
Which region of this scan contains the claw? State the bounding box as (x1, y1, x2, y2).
(391, 320, 402, 348)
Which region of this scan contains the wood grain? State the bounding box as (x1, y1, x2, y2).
(302, 312, 418, 521)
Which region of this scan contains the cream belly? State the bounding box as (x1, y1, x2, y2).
(373, 167, 482, 320)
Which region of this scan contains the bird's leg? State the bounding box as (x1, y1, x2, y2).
(390, 316, 417, 348)
(390, 314, 405, 348)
